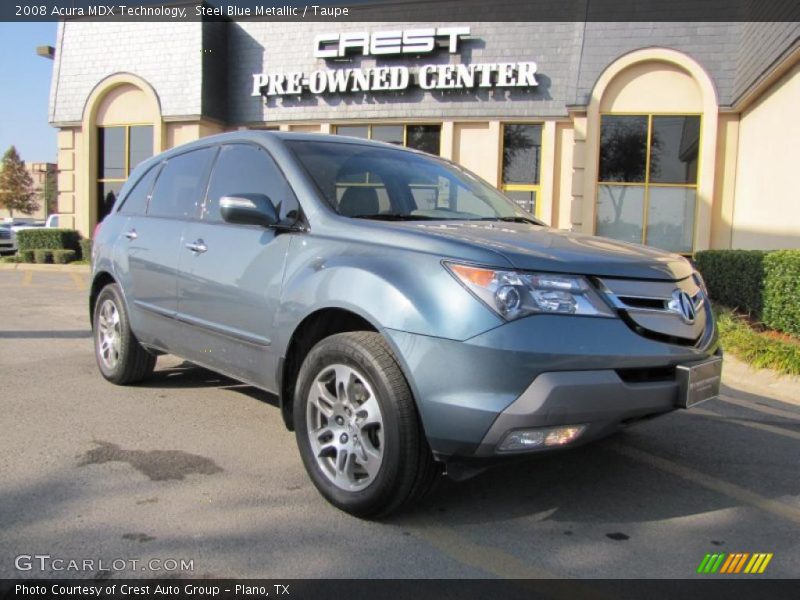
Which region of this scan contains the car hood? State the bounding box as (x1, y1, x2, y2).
(399, 221, 693, 281)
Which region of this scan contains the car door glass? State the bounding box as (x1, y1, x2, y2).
(204, 144, 299, 223)
(148, 148, 216, 219)
(117, 164, 160, 215)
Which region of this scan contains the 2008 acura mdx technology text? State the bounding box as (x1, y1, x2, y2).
(91, 132, 722, 517)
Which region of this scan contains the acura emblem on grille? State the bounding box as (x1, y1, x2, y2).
(669, 290, 697, 324)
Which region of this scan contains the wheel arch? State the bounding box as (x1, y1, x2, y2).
(89, 270, 118, 325)
(278, 307, 382, 431)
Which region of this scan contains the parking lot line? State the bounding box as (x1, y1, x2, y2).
(410, 520, 557, 578)
(69, 272, 87, 291)
(611, 443, 800, 526)
(692, 407, 800, 442)
(21, 270, 33, 286)
(720, 394, 800, 421)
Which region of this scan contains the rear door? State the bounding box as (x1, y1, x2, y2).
(123, 147, 216, 350)
(176, 143, 300, 390)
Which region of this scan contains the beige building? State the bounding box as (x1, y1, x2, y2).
(48, 18, 800, 253)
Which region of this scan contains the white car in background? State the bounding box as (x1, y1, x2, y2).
(0, 215, 66, 254)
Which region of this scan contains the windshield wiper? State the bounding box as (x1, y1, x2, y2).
(350, 213, 442, 221)
(478, 216, 542, 225)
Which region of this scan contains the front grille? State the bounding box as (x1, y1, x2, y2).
(0, 229, 11, 240)
(594, 275, 709, 346)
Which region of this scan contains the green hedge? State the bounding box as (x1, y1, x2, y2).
(695, 249, 800, 337)
(33, 249, 51, 264)
(16, 228, 81, 253)
(79, 238, 92, 261)
(19, 249, 34, 263)
(763, 251, 800, 337)
(51, 249, 76, 264)
(694, 250, 766, 317)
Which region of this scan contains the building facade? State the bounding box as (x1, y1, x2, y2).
(48, 16, 800, 252)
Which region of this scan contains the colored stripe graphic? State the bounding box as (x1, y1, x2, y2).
(698, 552, 773, 574)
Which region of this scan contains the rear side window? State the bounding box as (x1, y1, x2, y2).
(117, 165, 160, 216)
(148, 148, 216, 219)
(204, 144, 299, 223)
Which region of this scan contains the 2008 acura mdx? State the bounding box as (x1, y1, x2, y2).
(91, 131, 722, 517)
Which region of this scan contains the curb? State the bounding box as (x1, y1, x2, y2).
(722, 354, 800, 406)
(0, 262, 90, 273)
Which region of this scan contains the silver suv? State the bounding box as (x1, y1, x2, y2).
(91, 132, 721, 517)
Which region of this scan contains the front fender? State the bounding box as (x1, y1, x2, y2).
(273, 235, 502, 355)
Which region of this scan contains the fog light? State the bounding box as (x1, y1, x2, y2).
(498, 425, 587, 452)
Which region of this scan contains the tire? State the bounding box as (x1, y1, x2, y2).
(294, 331, 439, 518)
(93, 283, 156, 385)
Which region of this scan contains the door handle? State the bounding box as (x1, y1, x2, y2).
(185, 239, 208, 254)
(124, 229, 137, 240)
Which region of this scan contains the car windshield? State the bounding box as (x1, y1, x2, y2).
(288, 140, 543, 223)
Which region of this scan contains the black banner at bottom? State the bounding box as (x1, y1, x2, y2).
(2, 579, 800, 600)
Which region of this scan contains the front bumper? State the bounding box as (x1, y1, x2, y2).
(384, 313, 718, 460)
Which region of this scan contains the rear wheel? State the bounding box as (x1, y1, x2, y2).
(93, 283, 156, 385)
(294, 331, 439, 517)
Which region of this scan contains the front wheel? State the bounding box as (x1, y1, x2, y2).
(294, 332, 439, 517)
(93, 283, 156, 385)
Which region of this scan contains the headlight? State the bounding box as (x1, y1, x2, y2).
(444, 261, 615, 320)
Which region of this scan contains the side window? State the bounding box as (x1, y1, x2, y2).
(204, 144, 299, 223)
(117, 165, 160, 216)
(148, 148, 216, 219)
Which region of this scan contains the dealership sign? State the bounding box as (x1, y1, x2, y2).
(252, 27, 538, 98)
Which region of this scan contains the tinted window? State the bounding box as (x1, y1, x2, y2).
(148, 148, 216, 219)
(502, 124, 541, 184)
(371, 125, 404, 145)
(118, 165, 160, 216)
(649, 116, 700, 184)
(98, 127, 125, 179)
(204, 144, 299, 223)
(599, 115, 648, 182)
(129, 126, 154, 172)
(406, 125, 440, 155)
(336, 125, 369, 139)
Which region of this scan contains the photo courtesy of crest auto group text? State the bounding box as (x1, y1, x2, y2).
(0, 0, 799, 597)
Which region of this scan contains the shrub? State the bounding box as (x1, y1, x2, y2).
(19, 249, 34, 263)
(16, 228, 81, 253)
(51, 249, 76, 264)
(694, 250, 766, 318)
(79, 238, 92, 261)
(33, 249, 51, 264)
(0, 255, 22, 263)
(762, 250, 800, 337)
(716, 309, 800, 376)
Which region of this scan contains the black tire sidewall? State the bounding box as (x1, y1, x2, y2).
(294, 335, 408, 516)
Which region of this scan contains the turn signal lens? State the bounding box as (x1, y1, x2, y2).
(449, 263, 495, 287)
(498, 425, 587, 452)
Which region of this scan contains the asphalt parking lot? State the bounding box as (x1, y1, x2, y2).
(1, 268, 799, 579)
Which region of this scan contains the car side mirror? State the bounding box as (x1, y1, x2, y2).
(219, 194, 279, 227)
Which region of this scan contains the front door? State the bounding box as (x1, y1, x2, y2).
(124, 147, 216, 351)
(176, 143, 300, 391)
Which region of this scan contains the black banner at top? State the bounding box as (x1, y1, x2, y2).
(4, 0, 800, 22)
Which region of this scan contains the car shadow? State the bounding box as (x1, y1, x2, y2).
(134, 359, 800, 530)
(140, 361, 279, 408)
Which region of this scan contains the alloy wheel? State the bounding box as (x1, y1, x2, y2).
(306, 364, 385, 491)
